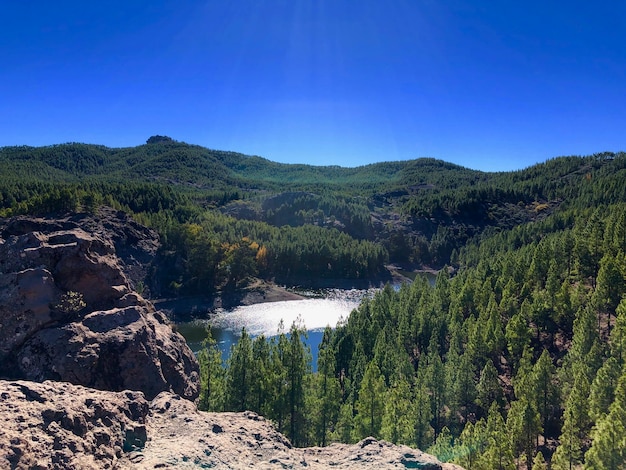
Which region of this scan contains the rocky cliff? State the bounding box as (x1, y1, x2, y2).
(0, 209, 199, 400)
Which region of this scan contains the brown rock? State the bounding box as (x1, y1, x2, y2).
(0, 380, 464, 470)
(0, 210, 199, 401)
(0, 380, 149, 470)
(135, 393, 464, 469)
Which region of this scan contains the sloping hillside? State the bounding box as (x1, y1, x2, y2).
(1, 140, 625, 288)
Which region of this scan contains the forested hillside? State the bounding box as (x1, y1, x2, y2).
(3, 139, 623, 291)
(194, 203, 626, 469)
(2, 139, 626, 468)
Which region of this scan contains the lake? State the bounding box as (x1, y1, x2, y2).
(176, 274, 435, 368)
(176, 289, 371, 368)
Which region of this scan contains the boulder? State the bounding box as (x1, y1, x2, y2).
(0, 210, 199, 401)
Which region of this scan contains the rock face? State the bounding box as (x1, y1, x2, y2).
(0, 380, 464, 470)
(0, 210, 199, 401)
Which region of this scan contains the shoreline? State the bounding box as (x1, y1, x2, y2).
(154, 267, 420, 322)
(153, 281, 306, 322)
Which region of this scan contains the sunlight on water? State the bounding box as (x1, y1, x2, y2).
(210, 296, 359, 336)
(176, 289, 370, 368)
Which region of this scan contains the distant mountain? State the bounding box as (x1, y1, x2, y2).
(1, 140, 624, 286)
(0, 139, 482, 190)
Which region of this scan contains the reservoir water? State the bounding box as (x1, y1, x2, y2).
(176, 289, 370, 367)
(177, 274, 435, 367)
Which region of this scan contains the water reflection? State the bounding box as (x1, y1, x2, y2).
(176, 290, 368, 367)
(176, 275, 435, 368)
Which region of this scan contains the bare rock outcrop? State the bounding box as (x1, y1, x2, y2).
(0, 380, 463, 470)
(0, 380, 149, 469)
(138, 392, 464, 469)
(0, 210, 199, 400)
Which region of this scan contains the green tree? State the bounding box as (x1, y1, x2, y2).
(476, 359, 504, 416)
(425, 349, 447, 437)
(226, 328, 254, 411)
(552, 404, 584, 470)
(250, 335, 271, 414)
(333, 401, 355, 444)
(593, 254, 625, 334)
(560, 306, 602, 396)
(482, 403, 515, 470)
(413, 377, 434, 450)
(197, 328, 226, 411)
(584, 374, 626, 470)
(381, 379, 414, 445)
(428, 426, 455, 463)
(454, 419, 486, 470)
(353, 362, 386, 440)
(447, 352, 476, 427)
(312, 326, 341, 446)
(552, 364, 590, 470)
(506, 310, 531, 369)
(532, 349, 559, 441)
(507, 397, 542, 470)
(610, 298, 626, 366)
(268, 327, 289, 432)
(285, 320, 311, 446)
(589, 356, 621, 422)
(531, 451, 548, 470)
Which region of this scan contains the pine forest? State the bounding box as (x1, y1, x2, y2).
(2, 139, 626, 469)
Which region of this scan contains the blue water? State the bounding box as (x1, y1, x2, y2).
(176, 289, 369, 369)
(177, 274, 436, 370)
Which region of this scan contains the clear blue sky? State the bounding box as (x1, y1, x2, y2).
(1, 1, 625, 171)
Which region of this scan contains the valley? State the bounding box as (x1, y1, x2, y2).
(1, 140, 626, 469)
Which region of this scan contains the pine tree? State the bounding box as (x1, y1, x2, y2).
(532, 349, 559, 441)
(333, 401, 355, 444)
(476, 359, 504, 416)
(552, 404, 583, 470)
(250, 335, 271, 415)
(428, 426, 455, 463)
(313, 326, 341, 446)
(507, 397, 542, 470)
(554, 279, 575, 333)
(560, 306, 602, 397)
(381, 379, 414, 445)
(584, 373, 626, 470)
(589, 356, 620, 422)
(425, 349, 447, 437)
(593, 254, 625, 334)
(353, 362, 386, 440)
(611, 298, 626, 367)
(226, 327, 254, 411)
(484, 295, 506, 358)
(531, 451, 548, 470)
(413, 376, 434, 450)
(455, 419, 487, 470)
(197, 328, 225, 411)
(448, 352, 477, 428)
(552, 365, 589, 470)
(268, 325, 289, 432)
(285, 320, 311, 446)
(482, 403, 515, 470)
(506, 310, 531, 369)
